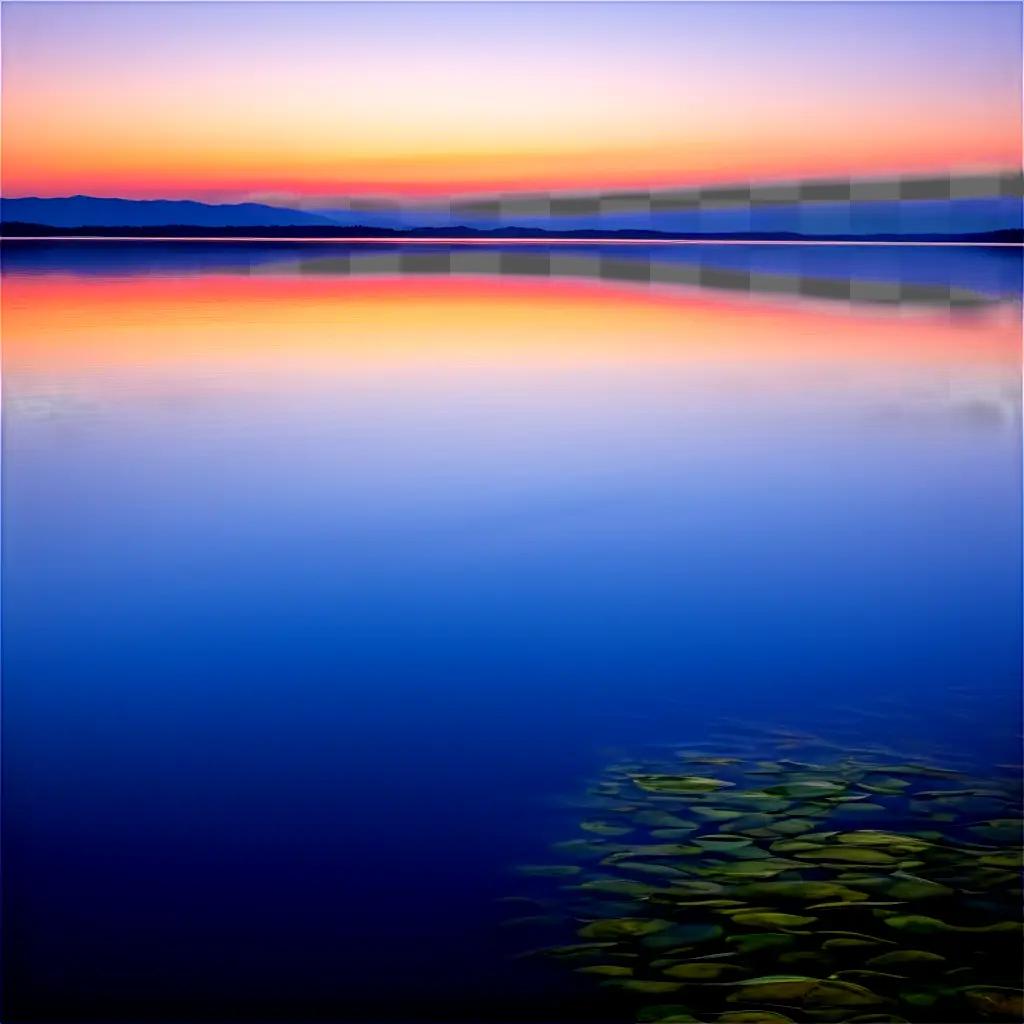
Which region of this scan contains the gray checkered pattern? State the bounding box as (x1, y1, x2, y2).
(448, 172, 1024, 218)
(268, 248, 992, 308)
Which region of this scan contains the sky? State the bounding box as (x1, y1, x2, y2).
(2, 1, 1021, 202)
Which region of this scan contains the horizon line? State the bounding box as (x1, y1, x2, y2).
(4, 236, 1022, 248)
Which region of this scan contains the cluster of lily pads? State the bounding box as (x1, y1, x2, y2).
(509, 731, 1022, 1023)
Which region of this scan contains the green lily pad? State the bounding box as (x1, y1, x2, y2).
(765, 780, 846, 799)
(581, 820, 634, 837)
(882, 914, 1019, 935)
(726, 975, 820, 1003)
(731, 911, 817, 929)
(717, 1014, 794, 1023)
(579, 878, 660, 897)
(658, 880, 726, 895)
(634, 811, 699, 829)
(837, 831, 930, 850)
(858, 777, 912, 795)
(961, 986, 1024, 1020)
(578, 917, 674, 940)
(880, 872, 953, 900)
(693, 807, 747, 820)
(632, 774, 734, 794)
(823, 938, 885, 949)
(844, 1016, 910, 1023)
(804, 979, 889, 1008)
(735, 881, 869, 902)
(663, 961, 747, 980)
(769, 818, 817, 835)
(635, 1004, 699, 1022)
(610, 861, 689, 879)
(865, 950, 946, 971)
(605, 844, 703, 861)
(532, 941, 618, 959)
(576, 964, 634, 977)
(727, 933, 796, 954)
(694, 835, 754, 849)
(642, 923, 724, 948)
(795, 847, 898, 864)
(604, 979, 683, 994)
(699, 859, 801, 879)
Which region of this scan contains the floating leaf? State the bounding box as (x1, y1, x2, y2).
(693, 807, 747, 821)
(766, 780, 846, 799)
(631, 774, 734, 794)
(726, 976, 820, 1003)
(865, 950, 946, 971)
(795, 847, 898, 865)
(662, 961, 746, 980)
(717, 1013, 794, 1023)
(604, 979, 683, 994)
(880, 872, 953, 900)
(961, 986, 1024, 1020)
(735, 881, 869, 903)
(578, 917, 673, 940)
(579, 878, 659, 897)
(634, 811, 699, 829)
(635, 1004, 699, 1022)
(642, 923, 724, 948)
(731, 912, 817, 929)
(581, 820, 634, 837)
(576, 964, 633, 977)
(882, 914, 1019, 935)
(727, 933, 796, 954)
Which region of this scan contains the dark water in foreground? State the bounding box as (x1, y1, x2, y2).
(2, 241, 1021, 1022)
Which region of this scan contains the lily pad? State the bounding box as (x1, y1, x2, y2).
(795, 847, 898, 864)
(961, 985, 1024, 1020)
(579, 878, 660, 897)
(717, 1014, 794, 1023)
(634, 811, 700, 829)
(576, 964, 633, 977)
(735, 881, 869, 902)
(880, 872, 953, 900)
(727, 932, 796, 954)
(578, 917, 673, 940)
(611, 861, 689, 879)
(604, 979, 683, 994)
(765, 780, 846, 799)
(692, 807, 747, 821)
(865, 950, 946, 971)
(581, 820, 634, 837)
(731, 911, 817, 929)
(663, 961, 747, 980)
(882, 914, 1019, 935)
(642, 923, 724, 948)
(632, 774, 734, 794)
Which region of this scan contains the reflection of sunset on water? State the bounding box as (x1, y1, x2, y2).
(3, 273, 1020, 378)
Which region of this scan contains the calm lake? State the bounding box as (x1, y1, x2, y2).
(2, 240, 1021, 1022)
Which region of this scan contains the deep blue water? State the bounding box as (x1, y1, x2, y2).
(2, 241, 1021, 1021)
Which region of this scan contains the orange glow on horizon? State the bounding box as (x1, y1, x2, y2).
(3, 273, 1018, 377)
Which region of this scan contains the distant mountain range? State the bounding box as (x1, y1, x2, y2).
(0, 196, 339, 229)
(2, 193, 1021, 242)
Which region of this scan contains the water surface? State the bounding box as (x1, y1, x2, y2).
(2, 241, 1021, 1022)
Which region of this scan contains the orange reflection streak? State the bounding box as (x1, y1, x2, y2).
(3, 273, 1019, 378)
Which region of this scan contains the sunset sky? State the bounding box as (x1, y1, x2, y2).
(2, 1, 1021, 202)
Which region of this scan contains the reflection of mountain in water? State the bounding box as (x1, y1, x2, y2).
(4, 240, 1022, 308)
